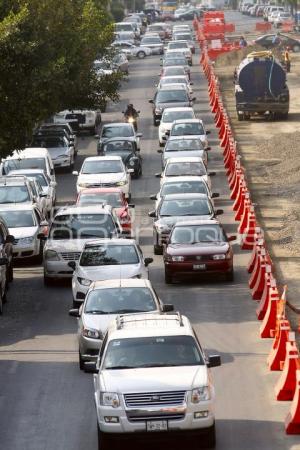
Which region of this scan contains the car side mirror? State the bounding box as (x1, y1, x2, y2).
(50, 181, 57, 187)
(69, 308, 80, 318)
(72, 171, 79, 176)
(208, 171, 216, 176)
(68, 261, 77, 270)
(162, 303, 174, 312)
(144, 257, 154, 267)
(136, 133, 143, 137)
(148, 211, 156, 218)
(5, 235, 15, 244)
(228, 235, 237, 241)
(211, 193, 220, 198)
(207, 354, 221, 368)
(157, 149, 162, 154)
(215, 209, 224, 216)
(192, 97, 196, 101)
(206, 130, 211, 135)
(155, 173, 161, 178)
(165, 130, 170, 136)
(84, 362, 99, 373)
(127, 168, 134, 174)
(0, 256, 8, 266)
(149, 194, 157, 200)
(206, 146, 211, 151)
(148, 99, 154, 103)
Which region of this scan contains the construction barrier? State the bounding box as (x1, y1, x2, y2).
(255, 22, 272, 32)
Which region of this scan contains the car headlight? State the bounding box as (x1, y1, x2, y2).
(191, 387, 211, 403)
(155, 223, 169, 233)
(172, 256, 185, 262)
(45, 249, 60, 261)
(82, 327, 102, 339)
(18, 236, 34, 246)
(78, 182, 90, 188)
(116, 180, 126, 186)
(100, 392, 120, 408)
(77, 277, 92, 286)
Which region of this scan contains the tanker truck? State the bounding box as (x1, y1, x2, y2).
(234, 51, 289, 121)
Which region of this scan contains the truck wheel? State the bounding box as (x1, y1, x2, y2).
(97, 425, 110, 450)
(137, 51, 146, 59)
(237, 113, 244, 121)
(165, 269, 173, 284)
(281, 112, 289, 120)
(154, 244, 162, 255)
(205, 423, 216, 448)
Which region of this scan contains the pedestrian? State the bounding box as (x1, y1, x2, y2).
(272, 32, 281, 47)
(284, 47, 291, 72)
(239, 36, 248, 48)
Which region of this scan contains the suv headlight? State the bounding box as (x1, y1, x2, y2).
(191, 387, 211, 403)
(82, 327, 102, 339)
(100, 392, 120, 408)
(77, 277, 92, 286)
(45, 249, 60, 261)
(18, 236, 34, 246)
(116, 180, 126, 186)
(78, 182, 89, 188)
(212, 254, 226, 260)
(172, 256, 185, 262)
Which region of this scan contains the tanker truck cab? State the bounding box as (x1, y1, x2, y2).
(235, 51, 289, 121)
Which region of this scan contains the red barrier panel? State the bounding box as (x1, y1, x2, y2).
(203, 11, 225, 20)
(275, 342, 300, 400)
(224, 23, 235, 33)
(255, 22, 272, 31)
(285, 370, 300, 434)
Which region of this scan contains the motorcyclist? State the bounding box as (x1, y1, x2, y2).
(124, 104, 139, 130)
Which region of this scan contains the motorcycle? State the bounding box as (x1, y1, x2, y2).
(123, 110, 140, 131)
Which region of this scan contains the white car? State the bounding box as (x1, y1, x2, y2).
(112, 41, 152, 59)
(69, 279, 173, 369)
(73, 156, 133, 199)
(158, 76, 193, 95)
(54, 110, 102, 135)
(158, 136, 208, 168)
(89, 313, 221, 449)
(31, 135, 75, 171)
(165, 41, 193, 64)
(158, 107, 195, 145)
(8, 169, 57, 214)
(157, 157, 213, 190)
(168, 118, 210, 149)
(71, 239, 153, 305)
(274, 12, 293, 27)
(150, 176, 215, 210)
(43, 205, 122, 284)
(0, 204, 48, 262)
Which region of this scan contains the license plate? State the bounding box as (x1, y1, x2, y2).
(146, 420, 168, 432)
(193, 264, 206, 270)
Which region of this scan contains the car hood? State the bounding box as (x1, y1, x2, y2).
(164, 150, 205, 161)
(46, 147, 68, 158)
(167, 241, 229, 255)
(78, 173, 126, 184)
(45, 239, 93, 252)
(9, 226, 38, 239)
(77, 264, 142, 280)
(100, 365, 208, 393)
(156, 101, 191, 110)
(156, 215, 213, 230)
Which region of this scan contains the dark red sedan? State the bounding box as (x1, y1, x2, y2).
(163, 219, 235, 284)
(76, 188, 134, 235)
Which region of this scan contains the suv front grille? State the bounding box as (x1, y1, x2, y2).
(128, 413, 185, 422)
(124, 390, 186, 408)
(60, 252, 81, 261)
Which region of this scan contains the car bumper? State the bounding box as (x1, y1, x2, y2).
(13, 242, 39, 258)
(72, 278, 89, 302)
(76, 183, 130, 197)
(44, 260, 74, 278)
(79, 336, 103, 361)
(52, 157, 71, 168)
(165, 260, 232, 276)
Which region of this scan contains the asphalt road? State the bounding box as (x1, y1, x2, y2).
(0, 11, 299, 450)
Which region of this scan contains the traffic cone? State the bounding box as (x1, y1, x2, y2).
(285, 370, 300, 434)
(241, 208, 257, 250)
(238, 203, 254, 235)
(275, 341, 300, 400)
(256, 272, 279, 320)
(247, 231, 264, 273)
(230, 171, 244, 200)
(251, 261, 268, 300)
(249, 250, 266, 289)
(267, 319, 291, 370)
(260, 287, 287, 338)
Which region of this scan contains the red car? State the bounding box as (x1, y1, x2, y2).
(163, 219, 235, 284)
(76, 188, 134, 235)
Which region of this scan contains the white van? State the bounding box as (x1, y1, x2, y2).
(0, 148, 55, 182)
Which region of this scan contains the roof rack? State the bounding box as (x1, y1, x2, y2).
(115, 311, 184, 330)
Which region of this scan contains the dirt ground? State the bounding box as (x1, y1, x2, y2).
(214, 39, 300, 331)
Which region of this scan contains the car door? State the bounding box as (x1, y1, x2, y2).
(0, 225, 8, 295)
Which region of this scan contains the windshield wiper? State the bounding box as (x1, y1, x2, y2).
(86, 310, 111, 314)
(105, 365, 135, 370)
(116, 309, 146, 313)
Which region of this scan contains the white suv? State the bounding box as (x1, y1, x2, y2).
(88, 313, 221, 449)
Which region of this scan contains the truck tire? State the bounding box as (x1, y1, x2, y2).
(281, 112, 289, 120)
(237, 112, 244, 121)
(205, 423, 216, 448)
(97, 425, 110, 450)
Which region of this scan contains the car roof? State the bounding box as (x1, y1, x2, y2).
(162, 193, 209, 200)
(55, 204, 112, 216)
(90, 278, 152, 290)
(159, 83, 187, 90)
(162, 175, 208, 184)
(172, 118, 203, 124)
(82, 155, 122, 162)
(4, 148, 50, 160)
(162, 107, 193, 113)
(8, 169, 46, 175)
(107, 313, 193, 339)
(83, 238, 136, 247)
(166, 156, 204, 163)
(102, 123, 132, 128)
(172, 218, 220, 227)
(0, 203, 36, 212)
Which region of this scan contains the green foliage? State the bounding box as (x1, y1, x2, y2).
(0, 0, 121, 157)
(111, 1, 125, 22)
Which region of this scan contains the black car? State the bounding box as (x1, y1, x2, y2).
(176, 10, 200, 21)
(255, 34, 300, 52)
(149, 87, 195, 126)
(97, 138, 142, 178)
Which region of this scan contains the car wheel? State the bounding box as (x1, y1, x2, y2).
(237, 112, 244, 121)
(154, 244, 162, 255)
(127, 193, 131, 202)
(79, 351, 84, 371)
(43, 273, 52, 287)
(293, 44, 300, 52)
(164, 269, 172, 284)
(36, 241, 44, 264)
(153, 117, 157, 126)
(226, 269, 234, 282)
(0, 292, 3, 315)
(137, 51, 146, 59)
(204, 423, 216, 448)
(8, 262, 13, 282)
(97, 424, 110, 450)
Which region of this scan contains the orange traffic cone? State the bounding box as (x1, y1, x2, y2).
(285, 370, 300, 434)
(275, 341, 300, 400)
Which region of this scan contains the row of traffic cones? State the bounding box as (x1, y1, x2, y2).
(199, 39, 300, 435)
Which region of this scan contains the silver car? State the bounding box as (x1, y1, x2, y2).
(69, 278, 173, 369)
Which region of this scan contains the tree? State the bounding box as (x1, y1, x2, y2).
(0, 0, 121, 158)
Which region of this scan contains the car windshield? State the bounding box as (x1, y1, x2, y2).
(161, 77, 188, 86)
(78, 192, 123, 207)
(172, 123, 205, 136)
(162, 110, 193, 123)
(3, 158, 46, 174)
(165, 162, 206, 176)
(165, 51, 186, 59)
(141, 38, 161, 44)
(116, 24, 133, 31)
(103, 141, 134, 153)
(0, 186, 30, 204)
(81, 160, 123, 174)
(164, 58, 187, 66)
(175, 34, 192, 40)
(170, 224, 226, 244)
(149, 25, 164, 31)
(102, 126, 134, 138)
(157, 90, 189, 103)
(103, 335, 203, 369)
(85, 287, 156, 314)
(10, 172, 48, 187)
(80, 244, 139, 266)
(164, 68, 186, 77)
(161, 180, 208, 196)
(32, 138, 65, 148)
(168, 43, 188, 49)
(49, 214, 115, 239)
(0, 210, 35, 227)
(165, 139, 203, 152)
(160, 198, 211, 217)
